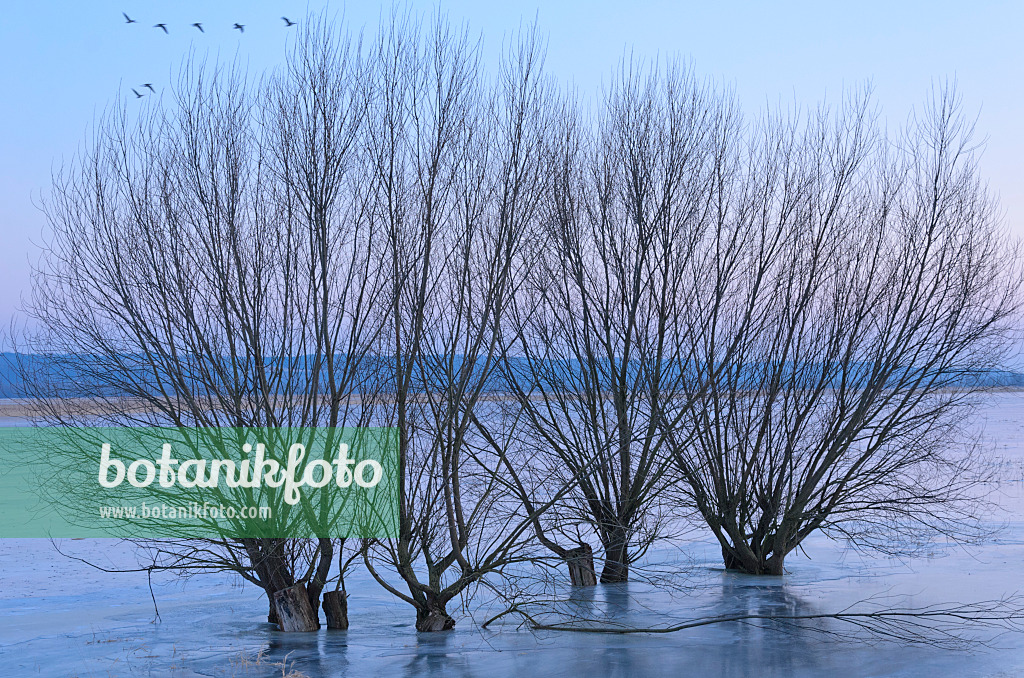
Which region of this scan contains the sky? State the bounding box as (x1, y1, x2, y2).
(1, 1, 1023, 333)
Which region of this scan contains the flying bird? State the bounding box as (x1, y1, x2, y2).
(191, 22, 204, 33)
(122, 12, 137, 24)
(154, 23, 168, 34)
(282, 17, 296, 27)
(131, 89, 144, 99)
(233, 23, 245, 33)
(143, 83, 156, 93)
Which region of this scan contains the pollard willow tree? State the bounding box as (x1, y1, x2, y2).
(661, 85, 1022, 575)
(17, 18, 385, 629)
(498, 59, 743, 583)
(357, 15, 561, 630)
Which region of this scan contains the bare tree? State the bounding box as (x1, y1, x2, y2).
(15, 17, 382, 630)
(663, 84, 1022, 575)
(357, 13, 559, 631)
(498, 58, 741, 583)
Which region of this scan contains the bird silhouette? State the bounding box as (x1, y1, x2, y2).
(154, 23, 168, 34)
(122, 12, 137, 24)
(191, 22, 204, 33)
(143, 83, 156, 93)
(282, 17, 296, 27)
(131, 89, 144, 99)
(233, 23, 245, 33)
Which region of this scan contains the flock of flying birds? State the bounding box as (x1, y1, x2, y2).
(122, 12, 298, 99)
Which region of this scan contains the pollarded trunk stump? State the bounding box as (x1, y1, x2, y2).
(565, 542, 597, 587)
(323, 591, 349, 630)
(272, 583, 320, 632)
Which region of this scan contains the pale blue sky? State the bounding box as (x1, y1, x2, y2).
(2, 1, 1022, 330)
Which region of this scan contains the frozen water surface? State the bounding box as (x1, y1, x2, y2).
(2, 394, 1024, 677)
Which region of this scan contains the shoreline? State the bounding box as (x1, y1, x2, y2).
(5, 386, 1024, 419)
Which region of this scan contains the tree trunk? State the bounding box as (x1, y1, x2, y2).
(722, 544, 786, 575)
(722, 545, 747, 572)
(272, 583, 320, 632)
(565, 543, 597, 586)
(323, 591, 349, 630)
(303, 538, 333, 629)
(600, 529, 629, 583)
(415, 595, 455, 632)
(243, 538, 295, 592)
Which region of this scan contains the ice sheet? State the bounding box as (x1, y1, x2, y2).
(2, 393, 1024, 677)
